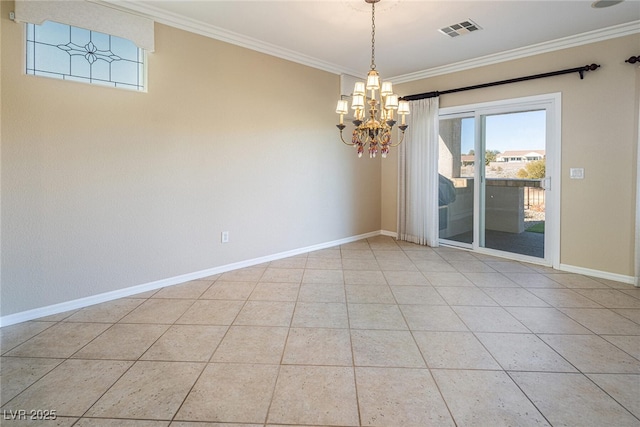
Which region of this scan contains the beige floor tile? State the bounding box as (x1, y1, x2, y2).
(413, 260, 457, 273)
(544, 273, 603, 288)
(0, 322, 56, 354)
(171, 422, 260, 427)
(614, 308, 640, 324)
(305, 257, 343, 270)
(211, 326, 288, 364)
(4, 359, 131, 417)
(503, 272, 563, 288)
(452, 306, 529, 333)
(377, 258, 419, 271)
(448, 261, 497, 273)
(5, 323, 110, 358)
(602, 335, 640, 359)
(267, 365, 359, 426)
(141, 325, 228, 362)
(37, 311, 77, 322)
(341, 258, 381, 271)
(476, 333, 577, 372)
(343, 270, 387, 285)
(463, 272, 519, 288)
(383, 270, 431, 286)
(73, 323, 169, 360)
(152, 280, 213, 299)
(434, 249, 477, 261)
(292, 302, 349, 328)
(391, 286, 447, 305)
(413, 331, 500, 369)
(86, 361, 203, 420)
(302, 269, 344, 284)
(65, 298, 145, 323)
(282, 328, 352, 366)
(233, 301, 295, 327)
(539, 334, 640, 373)
(297, 283, 345, 303)
(268, 256, 307, 269)
(259, 267, 304, 283)
(574, 289, 640, 308)
(340, 241, 372, 251)
(482, 287, 550, 307)
(351, 330, 425, 368)
(348, 303, 408, 330)
(0, 416, 79, 426)
(0, 357, 64, 405)
(423, 272, 474, 287)
(345, 285, 395, 304)
(400, 305, 469, 332)
(176, 363, 278, 423)
(436, 286, 498, 306)
(587, 373, 640, 418)
(307, 248, 341, 258)
(483, 261, 537, 273)
(432, 369, 549, 427)
(120, 299, 195, 324)
(356, 367, 455, 427)
(559, 308, 640, 335)
(505, 307, 592, 334)
(340, 249, 376, 260)
(199, 281, 256, 300)
(175, 300, 244, 325)
(219, 267, 265, 282)
(511, 372, 639, 426)
(249, 282, 300, 301)
(76, 420, 169, 426)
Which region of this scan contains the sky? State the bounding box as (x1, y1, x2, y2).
(460, 110, 546, 154)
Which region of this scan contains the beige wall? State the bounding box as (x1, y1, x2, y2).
(383, 34, 640, 277)
(0, 1, 381, 317)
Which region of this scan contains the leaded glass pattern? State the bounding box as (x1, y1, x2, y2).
(26, 21, 145, 91)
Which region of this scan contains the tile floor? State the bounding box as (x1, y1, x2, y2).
(1, 236, 639, 426)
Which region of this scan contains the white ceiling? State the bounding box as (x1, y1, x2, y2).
(112, 0, 640, 81)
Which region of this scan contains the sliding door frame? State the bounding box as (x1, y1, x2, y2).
(439, 93, 561, 269)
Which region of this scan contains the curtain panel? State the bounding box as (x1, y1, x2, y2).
(397, 97, 440, 247)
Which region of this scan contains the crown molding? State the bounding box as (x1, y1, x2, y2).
(101, 0, 357, 76)
(101, 2, 638, 81)
(390, 20, 640, 84)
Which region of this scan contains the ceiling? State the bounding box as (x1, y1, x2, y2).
(111, 0, 640, 81)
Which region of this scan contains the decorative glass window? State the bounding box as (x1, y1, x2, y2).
(26, 21, 145, 91)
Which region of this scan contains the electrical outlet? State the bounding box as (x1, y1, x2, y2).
(221, 231, 229, 243)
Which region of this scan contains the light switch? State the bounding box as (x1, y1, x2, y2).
(570, 168, 584, 179)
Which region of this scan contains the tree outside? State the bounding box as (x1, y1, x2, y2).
(517, 159, 546, 179)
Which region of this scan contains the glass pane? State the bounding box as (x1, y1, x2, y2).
(25, 22, 144, 91)
(481, 110, 546, 258)
(438, 116, 475, 245)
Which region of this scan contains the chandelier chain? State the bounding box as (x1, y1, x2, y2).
(370, 1, 376, 70)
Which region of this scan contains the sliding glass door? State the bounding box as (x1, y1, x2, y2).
(438, 94, 560, 267)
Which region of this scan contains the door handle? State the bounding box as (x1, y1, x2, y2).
(540, 177, 551, 191)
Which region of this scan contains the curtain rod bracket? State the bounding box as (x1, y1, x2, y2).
(625, 56, 640, 64)
(579, 64, 600, 79)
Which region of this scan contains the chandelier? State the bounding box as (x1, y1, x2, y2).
(335, 0, 410, 158)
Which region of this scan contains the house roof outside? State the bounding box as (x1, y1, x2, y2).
(499, 150, 546, 158)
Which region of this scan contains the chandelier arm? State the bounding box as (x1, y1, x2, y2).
(338, 129, 355, 146)
(388, 130, 406, 147)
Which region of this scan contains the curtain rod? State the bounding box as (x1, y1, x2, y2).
(400, 63, 600, 101)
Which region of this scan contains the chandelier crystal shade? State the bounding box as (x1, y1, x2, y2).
(336, 0, 410, 158)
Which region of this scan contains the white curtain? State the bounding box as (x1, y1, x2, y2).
(397, 97, 440, 247)
(635, 87, 640, 287)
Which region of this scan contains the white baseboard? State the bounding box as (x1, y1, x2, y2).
(0, 230, 382, 327)
(559, 263, 637, 286)
(380, 229, 397, 238)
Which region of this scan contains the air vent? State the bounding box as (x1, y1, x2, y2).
(439, 20, 482, 38)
